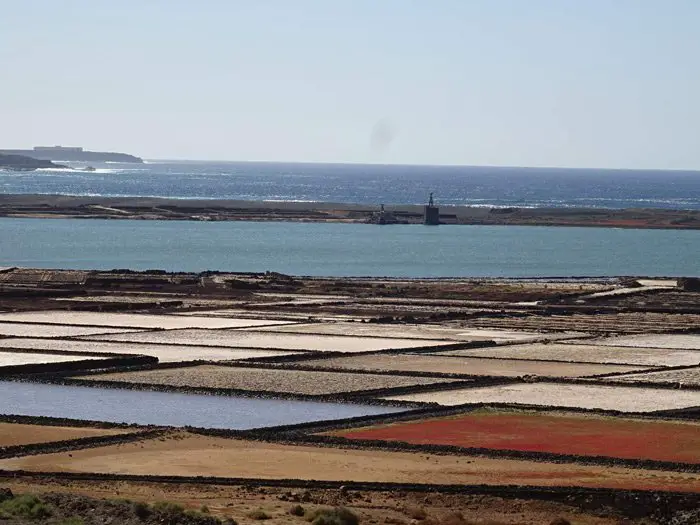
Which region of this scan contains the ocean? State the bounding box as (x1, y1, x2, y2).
(1, 160, 699, 209)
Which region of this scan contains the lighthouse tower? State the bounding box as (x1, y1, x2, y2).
(423, 192, 440, 225)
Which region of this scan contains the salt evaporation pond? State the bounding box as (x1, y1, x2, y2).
(0, 381, 403, 429)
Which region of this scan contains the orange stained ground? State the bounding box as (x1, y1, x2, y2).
(334, 410, 700, 464)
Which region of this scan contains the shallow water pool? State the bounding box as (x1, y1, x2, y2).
(0, 381, 403, 429)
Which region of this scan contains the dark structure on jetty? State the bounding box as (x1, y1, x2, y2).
(366, 194, 442, 225)
(424, 192, 440, 225)
(367, 204, 405, 224)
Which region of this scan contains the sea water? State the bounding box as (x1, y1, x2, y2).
(1, 160, 699, 209)
(1, 218, 697, 277)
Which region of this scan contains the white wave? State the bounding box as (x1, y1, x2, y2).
(34, 168, 87, 173)
(452, 203, 543, 209)
(34, 167, 122, 174)
(104, 161, 148, 166)
(263, 199, 320, 203)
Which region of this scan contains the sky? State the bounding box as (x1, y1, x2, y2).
(1, 0, 699, 169)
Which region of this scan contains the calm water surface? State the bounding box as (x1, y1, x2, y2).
(0, 381, 402, 429)
(1, 218, 698, 277)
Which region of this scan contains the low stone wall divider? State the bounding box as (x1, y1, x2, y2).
(652, 406, 700, 419)
(235, 326, 464, 342)
(549, 376, 700, 392)
(432, 400, 700, 421)
(23, 376, 428, 408)
(0, 347, 128, 358)
(59, 360, 206, 378)
(1, 355, 158, 378)
(426, 351, 649, 368)
(339, 377, 515, 400)
(218, 359, 517, 380)
(192, 404, 455, 437)
(0, 429, 168, 460)
(585, 363, 695, 379)
(271, 433, 700, 474)
(372, 340, 497, 355)
(69, 300, 183, 312)
(0, 319, 161, 331)
(243, 402, 700, 435)
(0, 469, 698, 520)
(235, 351, 328, 363)
(0, 414, 148, 429)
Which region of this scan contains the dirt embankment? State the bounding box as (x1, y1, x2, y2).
(0, 194, 698, 229)
(5, 481, 687, 525)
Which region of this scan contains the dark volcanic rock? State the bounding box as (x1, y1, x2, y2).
(0, 487, 13, 502)
(0, 153, 67, 171)
(679, 277, 700, 292)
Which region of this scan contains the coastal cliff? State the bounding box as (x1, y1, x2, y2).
(0, 153, 67, 171)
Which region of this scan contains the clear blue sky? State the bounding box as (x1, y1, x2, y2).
(2, 0, 699, 169)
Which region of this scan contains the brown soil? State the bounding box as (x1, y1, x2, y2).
(0, 423, 128, 447)
(3, 432, 700, 493)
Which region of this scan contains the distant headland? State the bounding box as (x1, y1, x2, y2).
(0, 153, 67, 171)
(0, 146, 143, 163)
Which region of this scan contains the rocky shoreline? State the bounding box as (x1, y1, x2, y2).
(0, 155, 67, 172)
(0, 194, 699, 229)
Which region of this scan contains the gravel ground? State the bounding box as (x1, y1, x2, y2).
(0, 338, 301, 362)
(0, 311, 296, 330)
(286, 354, 649, 377)
(601, 367, 700, 387)
(81, 329, 455, 353)
(247, 323, 571, 342)
(569, 334, 700, 350)
(0, 322, 142, 338)
(438, 343, 700, 367)
(462, 312, 700, 334)
(383, 383, 700, 412)
(175, 309, 361, 322)
(0, 350, 102, 367)
(78, 364, 458, 394)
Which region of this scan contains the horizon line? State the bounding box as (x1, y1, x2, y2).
(143, 157, 700, 173)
